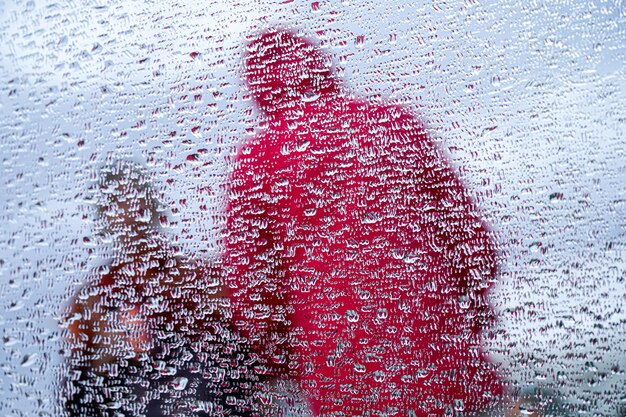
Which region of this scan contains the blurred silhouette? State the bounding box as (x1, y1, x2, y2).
(224, 29, 503, 416)
(61, 161, 252, 416)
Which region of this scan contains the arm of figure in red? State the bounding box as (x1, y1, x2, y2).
(425, 138, 496, 322)
(396, 111, 498, 319)
(396, 111, 503, 403)
(223, 150, 292, 379)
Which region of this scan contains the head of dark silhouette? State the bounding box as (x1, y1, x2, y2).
(96, 161, 162, 239)
(244, 29, 337, 115)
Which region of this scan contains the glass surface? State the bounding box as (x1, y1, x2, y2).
(0, 0, 624, 416)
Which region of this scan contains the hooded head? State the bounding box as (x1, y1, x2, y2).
(244, 29, 338, 116)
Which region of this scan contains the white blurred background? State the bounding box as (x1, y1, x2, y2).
(0, 0, 624, 415)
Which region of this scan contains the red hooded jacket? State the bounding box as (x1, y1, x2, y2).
(225, 29, 503, 416)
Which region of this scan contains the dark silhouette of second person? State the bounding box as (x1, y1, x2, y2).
(224, 30, 503, 416)
(62, 161, 253, 416)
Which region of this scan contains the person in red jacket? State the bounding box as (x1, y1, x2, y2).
(61, 161, 252, 416)
(224, 29, 504, 416)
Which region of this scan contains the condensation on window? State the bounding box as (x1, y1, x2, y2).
(0, 0, 624, 416)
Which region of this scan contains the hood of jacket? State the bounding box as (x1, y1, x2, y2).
(244, 29, 338, 117)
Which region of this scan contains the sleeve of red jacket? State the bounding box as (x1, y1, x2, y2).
(393, 110, 503, 403)
(395, 110, 498, 328)
(223, 146, 292, 379)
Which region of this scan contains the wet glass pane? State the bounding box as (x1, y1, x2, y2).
(0, 0, 624, 416)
